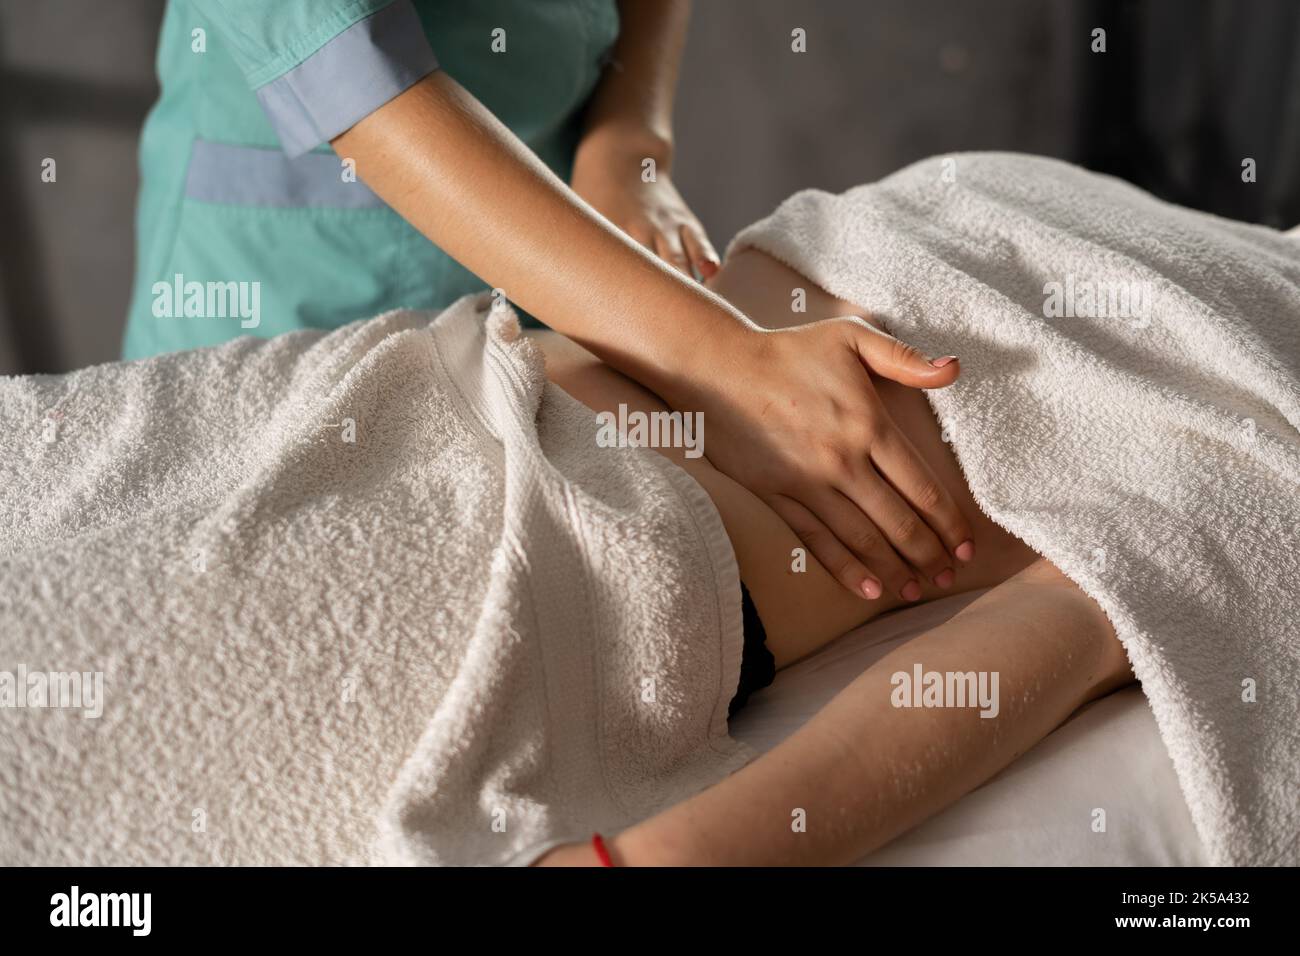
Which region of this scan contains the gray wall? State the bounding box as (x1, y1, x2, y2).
(0, 0, 164, 374)
(674, 0, 1078, 245)
(2, 0, 1295, 375)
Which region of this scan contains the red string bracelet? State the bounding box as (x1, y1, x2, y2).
(591, 833, 615, 867)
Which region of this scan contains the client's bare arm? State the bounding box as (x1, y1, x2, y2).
(606, 560, 1134, 865)
(533, 248, 1132, 866)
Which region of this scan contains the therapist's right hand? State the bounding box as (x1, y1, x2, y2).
(329, 71, 972, 599)
(669, 315, 975, 601)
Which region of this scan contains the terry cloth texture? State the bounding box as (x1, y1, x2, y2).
(0, 296, 752, 866)
(730, 152, 1300, 866)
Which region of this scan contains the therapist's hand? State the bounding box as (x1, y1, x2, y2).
(331, 72, 971, 601)
(666, 316, 975, 601)
(571, 134, 721, 280)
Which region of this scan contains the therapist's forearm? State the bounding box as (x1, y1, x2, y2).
(330, 70, 983, 606)
(578, 0, 692, 168)
(330, 70, 748, 399)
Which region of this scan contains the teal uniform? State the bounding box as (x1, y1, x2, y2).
(122, 0, 619, 359)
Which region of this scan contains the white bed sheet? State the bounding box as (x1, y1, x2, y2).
(728, 590, 1208, 866)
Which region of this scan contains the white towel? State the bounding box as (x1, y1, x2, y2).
(0, 298, 751, 865)
(730, 152, 1300, 866)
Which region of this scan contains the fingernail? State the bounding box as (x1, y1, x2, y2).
(701, 259, 720, 277)
(955, 540, 975, 562)
(861, 578, 882, 600)
(934, 568, 954, 589)
(929, 355, 958, 368)
(901, 580, 922, 602)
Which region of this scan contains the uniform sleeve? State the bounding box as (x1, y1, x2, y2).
(191, 0, 439, 157)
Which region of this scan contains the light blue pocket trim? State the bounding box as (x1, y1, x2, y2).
(255, 0, 439, 159)
(184, 139, 387, 208)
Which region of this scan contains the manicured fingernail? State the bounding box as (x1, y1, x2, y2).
(901, 580, 922, 601)
(934, 568, 954, 589)
(955, 540, 975, 562)
(929, 355, 958, 368)
(861, 578, 882, 600)
(701, 259, 720, 277)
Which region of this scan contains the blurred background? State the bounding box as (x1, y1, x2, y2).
(1, 0, 1297, 374)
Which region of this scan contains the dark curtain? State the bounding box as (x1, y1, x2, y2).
(1071, 0, 1300, 227)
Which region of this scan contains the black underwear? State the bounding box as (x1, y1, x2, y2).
(728, 582, 776, 718)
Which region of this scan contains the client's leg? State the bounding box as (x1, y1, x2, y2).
(562, 559, 1134, 865)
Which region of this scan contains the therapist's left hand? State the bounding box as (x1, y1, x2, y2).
(571, 135, 720, 280)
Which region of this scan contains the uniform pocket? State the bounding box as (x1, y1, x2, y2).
(134, 140, 417, 355)
(183, 140, 387, 209)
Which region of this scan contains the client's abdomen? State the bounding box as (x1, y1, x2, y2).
(530, 247, 1038, 666)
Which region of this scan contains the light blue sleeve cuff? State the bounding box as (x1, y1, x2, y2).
(255, 0, 439, 158)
